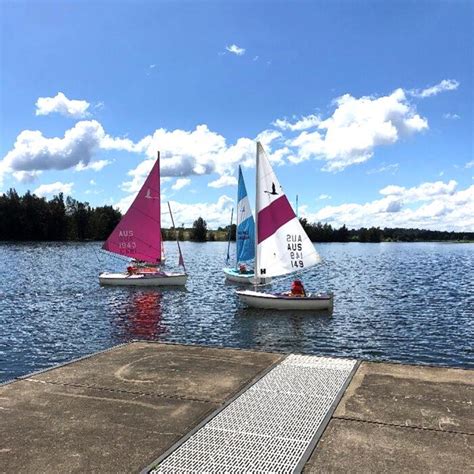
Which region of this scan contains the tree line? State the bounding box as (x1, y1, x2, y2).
(0, 189, 472, 242)
(299, 219, 473, 242)
(167, 217, 473, 243)
(0, 189, 121, 241)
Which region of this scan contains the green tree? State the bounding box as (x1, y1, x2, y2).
(191, 217, 207, 242)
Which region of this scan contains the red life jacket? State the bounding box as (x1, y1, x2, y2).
(291, 280, 305, 296)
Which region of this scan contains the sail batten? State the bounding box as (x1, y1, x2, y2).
(102, 156, 162, 263)
(255, 142, 321, 278)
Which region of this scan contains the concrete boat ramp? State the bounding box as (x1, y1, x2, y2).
(1, 342, 472, 473)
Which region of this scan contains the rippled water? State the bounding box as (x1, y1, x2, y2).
(1, 241, 473, 382)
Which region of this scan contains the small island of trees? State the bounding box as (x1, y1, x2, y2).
(0, 189, 472, 243)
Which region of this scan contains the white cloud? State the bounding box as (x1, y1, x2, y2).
(0, 120, 134, 185)
(302, 180, 473, 231)
(226, 44, 245, 56)
(379, 179, 457, 202)
(208, 175, 238, 188)
(75, 159, 112, 172)
(273, 114, 321, 131)
(1, 80, 458, 193)
(34, 181, 73, 197)
(135, 124, 225, 176)
(85, 188, 103, 195)
(163, 195, 234, 228)
(35, 92, 90, 118)
(89, 179, 96, 185)
(443, 113, 460, 120)
(12, 170, 42, 183)
(172, 178, 191, 191)
(120, 125, 286, 194)
(318, 194, 331, 200)
(288, 88, 428, 171)
(366, 163, 399, 175)
(465, 161, 474, 169)
(411, 79, 460, 98)
(1, 121, 104, 178)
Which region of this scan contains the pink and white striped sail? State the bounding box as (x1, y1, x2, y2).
(102, 155, 162, 263)
(255, 142, 321, 278)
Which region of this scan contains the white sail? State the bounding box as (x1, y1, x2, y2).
(255, 142, 321, 279)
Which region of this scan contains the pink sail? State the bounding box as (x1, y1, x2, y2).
(103, 156, 162, 263)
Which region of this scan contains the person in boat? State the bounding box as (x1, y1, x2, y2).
(289, 279, 306, 297)
(239, 263, 248, 274)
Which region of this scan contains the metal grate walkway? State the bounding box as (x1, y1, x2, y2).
(150, 354, 357, 473)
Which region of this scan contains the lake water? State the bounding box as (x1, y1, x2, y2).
(1, 241, 473, 382)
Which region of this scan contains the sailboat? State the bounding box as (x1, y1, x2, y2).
(236, 143, 333, 310)
(99, 152, 187, 286)
(223, 166, 257, 284)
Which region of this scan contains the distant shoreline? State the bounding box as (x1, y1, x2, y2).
(1, 238, 472, 244)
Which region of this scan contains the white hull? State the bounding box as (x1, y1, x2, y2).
(99, 271, 187, 286)
(223, 267, 255, 284)
(223, 268, 273, 285)
(236, 289, 333, 311)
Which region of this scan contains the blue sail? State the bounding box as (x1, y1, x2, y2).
(236, 166, 255, 264)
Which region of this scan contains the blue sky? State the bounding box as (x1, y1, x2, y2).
(1, 0, 472, 230)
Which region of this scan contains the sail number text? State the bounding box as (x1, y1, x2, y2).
(118, 230, 136, 253)
(287, 234, 304, 268)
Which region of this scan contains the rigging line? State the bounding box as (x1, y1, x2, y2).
(125, 205, 161, 224)
(101, 249, 132, 262)
(93, 246, 101, 263)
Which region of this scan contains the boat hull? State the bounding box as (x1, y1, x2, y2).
(236, 289, 333, 311)
(99, 271, 187, 286)
(223, 267, 255, 284)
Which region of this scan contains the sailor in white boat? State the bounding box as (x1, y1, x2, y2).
(128, 259, 162, 275)
(282, 279, 307, 297)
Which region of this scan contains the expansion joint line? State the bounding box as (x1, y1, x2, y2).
(354, 392, 473, 406)
(25, 378, 216, 404)
(334, 415, 474, 436)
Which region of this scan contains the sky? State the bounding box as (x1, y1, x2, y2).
(1, 0, 473, 230)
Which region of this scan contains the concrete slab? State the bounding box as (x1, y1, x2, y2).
(30, 342, 282, 403)
(304, 418, 474, 473)
(0, 342, 283, 473)
(3, 344, 472, 473)
(0, 379, 217, 473)
(304, 361, 473, 472)
(334, 361, 473, 434)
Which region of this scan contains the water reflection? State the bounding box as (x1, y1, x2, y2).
(114, 290, 167, 340)
(235, 307, 333, 353)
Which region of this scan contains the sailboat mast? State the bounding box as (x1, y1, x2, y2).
(168, 201, 186, 272)
(157, 151, 161, 262)
(226, 207, 234, 266)
(254, 142, 260, 283)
